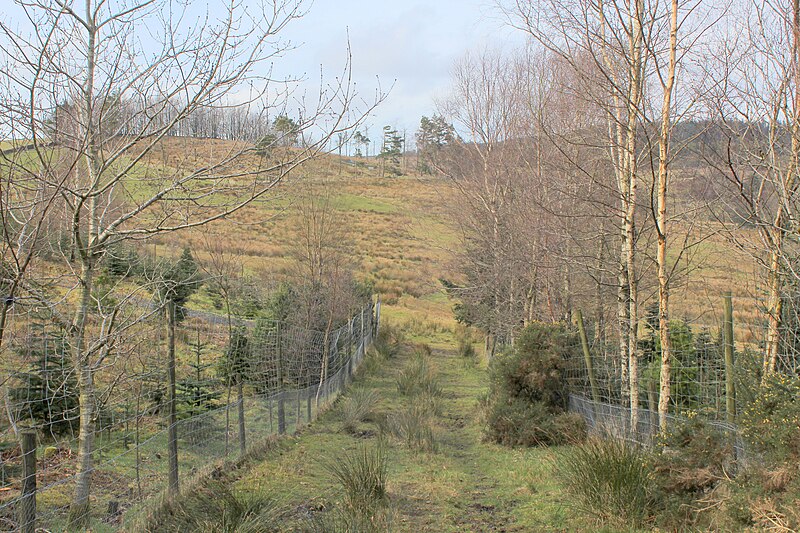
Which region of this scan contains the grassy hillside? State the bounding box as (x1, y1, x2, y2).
(141, 143, 462, 329)
(140, 138, 758, 334)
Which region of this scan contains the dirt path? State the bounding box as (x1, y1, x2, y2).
(234, 333, 583, 532)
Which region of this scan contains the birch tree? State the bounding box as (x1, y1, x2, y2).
(503, 0, 649, 428)
(702, 0, 800, 378)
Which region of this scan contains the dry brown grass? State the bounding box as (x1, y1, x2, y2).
(136, 140, 462, 326)
(763, 465, 797, 493)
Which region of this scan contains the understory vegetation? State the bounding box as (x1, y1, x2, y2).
(548, 403, 800, 531)
(484, 323, 586, 447)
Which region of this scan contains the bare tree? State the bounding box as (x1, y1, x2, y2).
(0, 0, 377, 524)
(702, 0, 800, 378)
(285, 175, 361, 405)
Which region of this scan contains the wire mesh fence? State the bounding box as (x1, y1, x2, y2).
(563, 293, 800, 461)
(0, 298, 379, 532)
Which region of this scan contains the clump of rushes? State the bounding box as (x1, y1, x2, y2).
(322, 441, 389, 523)
(554, 437, 656, 527)
(341, 388, 381, 434)
(384, 402, 437, 453)
(396, 346, 441, 397)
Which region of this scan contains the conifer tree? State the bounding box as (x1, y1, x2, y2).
(10, 322, 79, 438)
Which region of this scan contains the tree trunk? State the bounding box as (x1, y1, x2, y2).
(657, 0, 679, 434)
(625, 0, 645, 434)
(68, 264, 96, 527)
(617, 243, 630, 407)
(167, 301, 179, 497)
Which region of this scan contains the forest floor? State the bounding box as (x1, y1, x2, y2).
(232, 319, 603, 532)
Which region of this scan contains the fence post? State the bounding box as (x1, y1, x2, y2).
(167, 300, 179, 497)
(576, 310, 600, 406)
(20, 429, 36, 533)
(277, 322, 286, 435)
(348, 317, 354, 380)
(360, 307, 365, 360)
(296, 389, 301, 430)
(375, 297, 381, 336)
(724, 292, 736, 424)
(238, 381, 246, 455)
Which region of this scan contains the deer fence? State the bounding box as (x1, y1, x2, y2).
(563, 292, 800, 463)
(0, 298, 379, 532)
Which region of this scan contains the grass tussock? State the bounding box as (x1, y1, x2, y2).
(458, 337, 477, 362)
(395, 346, 442, 398)
(383, 402, 437, 453)
(306, 503, 396, 532)
(341, 388, 381, 434)
(554, 437, 656, 527)
(135, 479, 281, 533)
(371, 323, 404, 360)
(321, 441, 389, 527)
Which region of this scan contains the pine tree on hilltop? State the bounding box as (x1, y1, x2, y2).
(379, 125, 404, 177)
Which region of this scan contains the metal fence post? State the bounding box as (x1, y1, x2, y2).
(277, 322, 286, 435)
(20, 429, 36, 533)
(166, 300, 179, 497)
(724, 292, 736, 424)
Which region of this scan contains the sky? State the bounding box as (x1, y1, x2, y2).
(1, 0, 528, 145)
(274, 0, 528, 142)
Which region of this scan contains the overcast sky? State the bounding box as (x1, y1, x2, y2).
(276, 0, 527, 140)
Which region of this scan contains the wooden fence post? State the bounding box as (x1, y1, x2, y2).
(20, 429, 36, 533)
(167, 300, 179, 497)
(576, 310, 601, 406)
(723, 292, 736, 424)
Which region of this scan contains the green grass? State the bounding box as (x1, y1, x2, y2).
(333, 192, 398, 214)
(229, 326, 592, 531)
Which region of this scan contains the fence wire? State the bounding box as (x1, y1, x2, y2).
(0, 299, 378, 531)
(563, 294, 800, 461)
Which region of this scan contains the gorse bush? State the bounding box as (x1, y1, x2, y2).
(484, 322, 584, 447)
(341, 388, 381, 434)
(740, 373, 800, 461)
(486, 397, 584, 447)
(555, 438, 656, 527)
(493, 323, 575, 407)
(652, 417, 733, 493)
(322, 441, 389, 522)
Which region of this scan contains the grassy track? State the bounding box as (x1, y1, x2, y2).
(233, 324, 591, 532)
